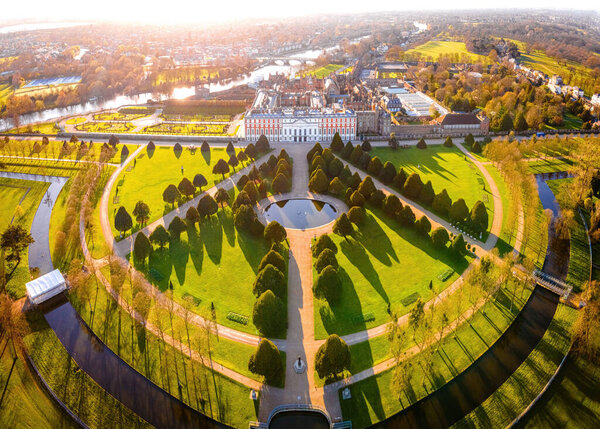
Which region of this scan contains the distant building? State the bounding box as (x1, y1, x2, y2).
(550, 75, 563, 85)
(439, 113, 488, 133)
(356, 110, 378, 135)
(592, 94, 600, 107)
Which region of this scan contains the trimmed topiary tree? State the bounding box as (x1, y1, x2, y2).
(193, 174, 208, 190)
(307, 142, 323, 162)
(133, 200, 150, 226)
(215, 188, 230, 209)
(259, 249, 286, 273)
(341, 141, 354, 159)
(264, 221, 287, 244)
(443, 136, 453, 147)
(248, 337, 284, 383)
(367, 157, 383, 176)
(350, 146, 364, 164)
(416, 138, 427, 149)
(452, 233, 467, 254)
(333, 213, 353, 241)
(133, 232, 152, 262)
(361, 139, 372, 152)
(348, 206, 365, 225)
(379, 161, 397, 184)
(253, 264, 286, 298)
(328, 157, 343, 178)
(315, 248, 338, 273)
(403, 173, 423, 199)
(186, 206, 201, 224)
(313, 265, 342, 303)
(315, 334, 350, 379)
(383, 194, 401, 217)
(449, 198, 469, 223)
(415, 216, 432, 236)
(212, 158, 230, 179)
(309, 169, 329, 194)
(312, 234, 337, 258)
(397, 205, 416, 227)
(178, 177, 196, 199)
(252, 294, 286, 340)
(256, 134, 270, 152)
(243, 180, 259, 203)
(115, 206, 133, 237)
(431, 227, 450, 248)
(392, 168, 407, 191)
(471, 141, 482, 153)
(432, 189, 452, 216)
(149, 225, 170, 248)
(197, 195, 218, 219)
(201, 140, 210, 152)
(163, 184, 180, 208)
(168, 216, 187, 240)
(349, 190, 366, 207)
(464, 133, 474, 146)
(330, 132, 344, 152)
(369, 189, 386, 208)
(357, 176, 376, 199)
(470, 200, 489, 233)
(419, 180, 435, 206)
(328, 177, 345, 196)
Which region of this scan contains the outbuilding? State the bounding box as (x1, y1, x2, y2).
(26, 269, 67, 305)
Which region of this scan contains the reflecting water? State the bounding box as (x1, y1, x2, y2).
(264, 199, 338, 230)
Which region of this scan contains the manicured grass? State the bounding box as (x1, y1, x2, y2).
(108, 146, 247, 237)
(24, 315, 151, 429)
(65, 116, 87, 125)
(0, 83, 12, 107)
(66, 271, 261, 426)
(132, 208, 271, 335)
(370, 146, 490, 211)
(404, 41, 485, 63)
(314, 207, 472, 339)
(161, 113, 231, 122)
(93, 112, 146, 121)
(339, 283, 532, 428)
(8, 122, 60, 134)
(142, 123, 230, 136)
(528, 158, 574, 174)
(0, 178, 49, 298)
(519, 49, 598, 96)
(0, 337, 71, 428)
(546, 178, 591, 292)
(485, 165, 516, 256)
(454, 303, 577, 429)
(301, 64, 345, 78)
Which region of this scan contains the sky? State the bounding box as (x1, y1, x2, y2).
(1, 0, 599, 25)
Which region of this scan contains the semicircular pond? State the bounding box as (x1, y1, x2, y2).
(263, 199, 338, 229)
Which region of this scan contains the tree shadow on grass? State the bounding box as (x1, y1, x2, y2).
(187, 226, 204, 275)
(340, 238, 389, 305)
(169, 237, 190, 286)
(339, 376, 386, 428)
(218, 209, 236, 248)
(320, 267, 368, 336)
(237, 229, 267, 273)
(147, 247, 173, 291)
(357, 212, 397, 265)
(200, 216, 223, 265)
(201, 150, 211, 166)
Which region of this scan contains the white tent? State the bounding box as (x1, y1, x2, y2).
(26, 269, 67, 305)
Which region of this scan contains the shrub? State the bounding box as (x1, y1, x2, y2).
(419, 181, 435, 206)
(470, 200, 489, 233)
(452, 233, 467, 254)
(383, 194, 401, 216)
(315, 248, 338, 273)
(178, 177, 195, 199)
(349, 172, 362, 190)
(397, 205, 416, 227)
(392, 169, 407, 191)
(243, 180, 259, 203)
(464, 133, 474, 146)
(168, 216, 187, 239)
(312, 234, 337, 258)
(431, 227, 450, 248)
(309, 169, 329, 194)
(133, 232, 152, 261)
(256, 135, 270, 152)
(193, 174, 208, 190)
(264, 221, 287, 244)
(162, 184, 180, 207)
(313, 265, 342, 303)
(233, 190, 252, 210)
(330, 133, 344, 152)
(403, 173, 423, 199)
(197, 195, 218, 219)
(311, 155, 326, 174)
(321, 148, 334, 165)
(272, 173, 290, 194)
(379, 161, 397, 184)
(328, 157, 343, 178)
(443, 136, 453, 147)
(358, 152, 371, 170)
(253, 264, 286, 298)
(315, 334, 350, 379)
(258, 250, 286, 274)
(367, 157, 383, 176)
(341, 141, 354, 159)
(252, 290, 287, 340)
(348, 206, 365, 225)
(449, 198, 469, 223)
(350, 146, 364, 164)
(415, 216, 432, 236)
(307, 142, 323, 162)
(339, 165, 352, 185)
(249, 332, 285, 383)
(361, 139, 372, 151)
(357, 176, 376, 199)
(149, 225, 170, 248)
(233, 204, 256, 231)
(369, 189, 386, 207)
(333, 213, 353, 240)
(472, 141, 482, 153)
(432, 189, 452, 216)
(416, 138, 427, 149)
(349, 190, 366, 207)
(328, 177, 345, 196)
(186, 206, 201, 224)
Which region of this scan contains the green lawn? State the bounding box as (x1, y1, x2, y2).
(314, 207, 472, 339)
(141, 123, 230, 136)
(0, 337, 72, 428)
(8, 122, 60, 134)
(0, 178, 49, 298)
(301, 64, 345, 78)
(454, 303, 577, 429)
(528, 158, 574, 174)
(108, 146, 247, 238)
(339, 283, 532, 428)
(404, 41, 486, 63)
(546, 178, 591, 292)
(132, 208, 271, 335)
(76, 122, 136, 133)
(0, 83, 12, 107)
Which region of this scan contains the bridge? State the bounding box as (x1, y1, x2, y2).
(533, 269, 573, 299)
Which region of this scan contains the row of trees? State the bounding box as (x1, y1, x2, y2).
(329, 139, 489, 234)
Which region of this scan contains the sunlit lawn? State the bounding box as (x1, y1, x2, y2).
(314, 207, 472, 339)
(108, 146, 247, 238)
(404, 41, 485, 62)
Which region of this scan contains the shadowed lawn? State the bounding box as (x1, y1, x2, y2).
(134, 208, 270, 334)
(314, 207, 472, 339)
(0, 178, 49, 298)
(370, 146, 490, 211)
(339, 286, 532, 428)
(109, 146, 248, 238)
(455, 303, 577, 429)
